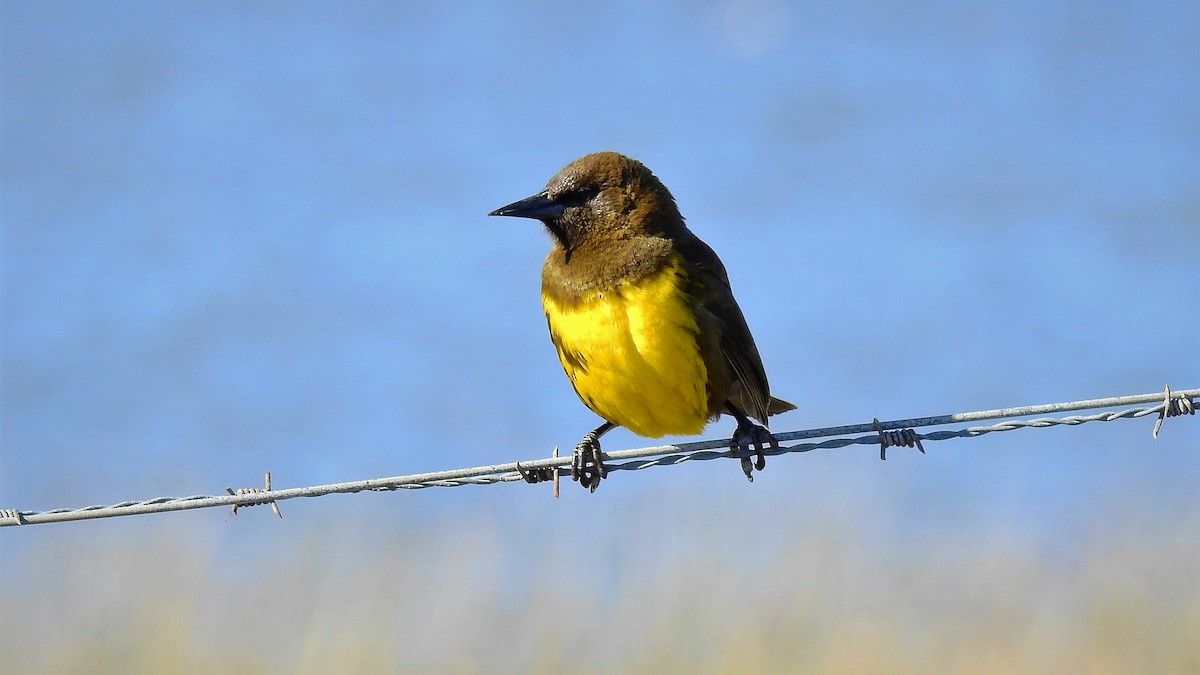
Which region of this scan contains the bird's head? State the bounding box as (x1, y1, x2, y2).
(489, 151, 683, 251)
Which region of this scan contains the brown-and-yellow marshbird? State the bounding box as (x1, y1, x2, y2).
(490, 152, 794, 491)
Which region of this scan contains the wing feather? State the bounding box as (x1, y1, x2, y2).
(674, 234, 776, 424)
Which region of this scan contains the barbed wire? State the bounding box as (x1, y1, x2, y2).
(2, 386, 1194, 528)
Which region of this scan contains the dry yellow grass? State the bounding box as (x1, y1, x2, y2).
(3, 497, 1197, 675)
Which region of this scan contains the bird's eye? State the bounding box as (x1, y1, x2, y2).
(557, 186, 598, 207)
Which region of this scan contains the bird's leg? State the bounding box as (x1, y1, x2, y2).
(572, 421, 615, 493)
(725, 402, 778, 482)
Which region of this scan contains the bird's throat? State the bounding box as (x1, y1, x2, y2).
(543, 220, 571, 252)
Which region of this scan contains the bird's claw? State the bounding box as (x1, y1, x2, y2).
(571, 431, 607, 492)
(731, 421, 776, 482)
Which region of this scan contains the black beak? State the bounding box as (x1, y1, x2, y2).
(488, 192, 566, 221)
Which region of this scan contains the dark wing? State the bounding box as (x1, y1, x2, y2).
(674, 232, 777, 424)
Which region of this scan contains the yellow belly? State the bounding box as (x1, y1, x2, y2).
(542, 261, 709, 438)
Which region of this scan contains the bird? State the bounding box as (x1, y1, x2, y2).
(489, 151, 795, 491)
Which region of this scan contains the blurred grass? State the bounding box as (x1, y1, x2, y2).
(3, 498, 1197, 675)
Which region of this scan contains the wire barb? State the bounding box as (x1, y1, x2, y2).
(225, 472, 283, 518)
(874, 418, 926, 460)
(552, 446, 560, 499)
(1152, 385, 1195, 439)
(517, 447, 563, 499)
(2, 387, 1195, 527)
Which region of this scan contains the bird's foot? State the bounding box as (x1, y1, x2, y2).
(571, 430, 608, 493)
(730, 419, 777, 483)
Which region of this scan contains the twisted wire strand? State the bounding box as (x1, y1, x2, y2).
(3, 387, 1194, 528)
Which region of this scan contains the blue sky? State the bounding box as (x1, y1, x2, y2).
(2, 1, 1197, 550)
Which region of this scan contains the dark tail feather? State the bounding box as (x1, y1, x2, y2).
(767, 397, 797, 416)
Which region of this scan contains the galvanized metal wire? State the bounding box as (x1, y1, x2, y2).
(2, 387, 1194, 528)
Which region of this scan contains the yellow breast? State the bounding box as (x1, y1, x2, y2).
(542, 259, 710, 438)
